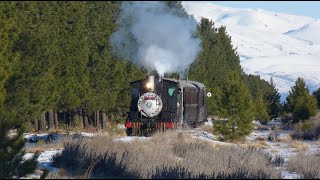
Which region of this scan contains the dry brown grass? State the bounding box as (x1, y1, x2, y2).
(47, 128, 67, 134)
(314, 141, 320, 145)
(73, 123, 126, 138)
(52, 131, 280, 179)
(255, 136, 267, 141)
(200, 125, 219, 136)
(25, 147, 52, 153)
(104, 123, 127, 137)
(288, 153, 320, 179)
(270, 149, 279, 153)
(277, 136, 292, 143)
(24, 136, 68, 153)
(248, 140, 270, 149)
(289, 140, 309, 152)
(46, 169, 75, 179)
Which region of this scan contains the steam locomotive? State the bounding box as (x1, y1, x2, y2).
(125, 74, 208, 136)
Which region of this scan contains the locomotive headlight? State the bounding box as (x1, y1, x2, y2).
(145, 75, 155, 91)
(146, 82, 152, 89)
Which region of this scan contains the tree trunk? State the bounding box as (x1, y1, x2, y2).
(71, 110, 78, 128)
(33, 119, 39, 132)
(48, 109, 55, 130)
(96, 111, 101, 129)
(102, 112, 108, 129)
(68, 111, 72, 128)
(54, 110, 59, 129)
(63, 112, 67, 128)
(79, 109, 84, 129)
(38, 111, 46, 132)
(28, 121, 34, 132)
(83, 111, 89, 128)
(94, 111, 97, 127)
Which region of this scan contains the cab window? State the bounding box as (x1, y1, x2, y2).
(168, 87, 175, 96)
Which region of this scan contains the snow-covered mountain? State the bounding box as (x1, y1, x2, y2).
(285, 20, 320, 44)
(182, 2, 320, 101)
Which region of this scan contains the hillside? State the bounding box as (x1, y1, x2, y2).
(182, 2, 320, 101)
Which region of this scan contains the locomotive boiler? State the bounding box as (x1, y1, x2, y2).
(125, 74, 208, 136)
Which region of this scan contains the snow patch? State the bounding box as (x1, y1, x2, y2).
(113, 136, 151, 142)
(23, 149, 63, 174)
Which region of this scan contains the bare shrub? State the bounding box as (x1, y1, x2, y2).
(291, 113, 320, 140)
(171, 139, 279, 178)
(288, 153, 320, 179)
(271, 155, 284, 167)
(53, 131, 280, 179)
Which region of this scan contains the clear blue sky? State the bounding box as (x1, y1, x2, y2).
(209, 1, 320, 19)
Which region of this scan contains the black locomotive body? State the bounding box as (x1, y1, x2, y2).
(125, 75, 208, 135)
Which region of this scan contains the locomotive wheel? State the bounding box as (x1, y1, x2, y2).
(126, 128, 133, 136)
(142, 128, 154, 137)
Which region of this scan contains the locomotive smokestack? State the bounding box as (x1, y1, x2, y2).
(148, 75, 155, 84)
(149, 71, 161, 82)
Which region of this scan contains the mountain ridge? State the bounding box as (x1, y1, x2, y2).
(182, 2, 320, 101)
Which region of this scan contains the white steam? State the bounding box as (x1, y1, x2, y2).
(110, 1, 202, 77)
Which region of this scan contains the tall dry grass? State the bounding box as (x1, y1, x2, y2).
(52, 131, 280, 179)
(287, 152, 320, 179)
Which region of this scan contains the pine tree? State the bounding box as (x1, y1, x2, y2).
(4, 2, 60, 129)
(243, 74, 282, 123)
(214, 72, 254, 141)
(188, 18, 243, 116)
(0, 4, 38, 177)
(312, 88, 320, 109)
(0, 111, 39, 178)
(165, 1, 190, 18)
(255, 93, 270, 124)
(265, 77, 282, 119)
(286, 77, 317, 122)
(243, 74, 269, 122)
(293, 93, 318, 121)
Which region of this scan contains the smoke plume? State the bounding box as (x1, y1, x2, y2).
(110, 1, 202, 77)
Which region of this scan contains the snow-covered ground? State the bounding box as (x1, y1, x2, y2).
(182, 2, 320, 101)
(23, 149, 63, 179)
(114, 136, 151, 142)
